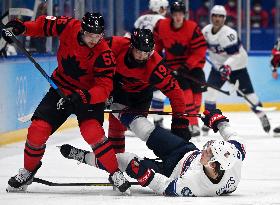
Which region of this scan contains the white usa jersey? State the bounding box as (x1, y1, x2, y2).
(147, 125, 246, 197)
(134, 14, 165, 32)
(202, 24, 248, 71)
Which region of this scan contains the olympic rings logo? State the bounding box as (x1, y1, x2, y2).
(16, 76, 28, 118)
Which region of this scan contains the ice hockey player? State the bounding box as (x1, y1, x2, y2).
(134, 0, 169, 128)
(60, 109, 246, 197)
(2, 12, 130, 193)
(153, 1, 207, 137)
(134, 0, 169, 32)
(105, 28, 191, 155)
(270, 39, 280, 137)
(201, 5, 270, 135)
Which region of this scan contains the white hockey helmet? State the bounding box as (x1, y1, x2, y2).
(149, 0, 169, 13)
(209, 140, 238, 170)
(210, 5, 227, 18)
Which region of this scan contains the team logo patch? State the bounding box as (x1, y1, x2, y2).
(46, 16, 56, 20)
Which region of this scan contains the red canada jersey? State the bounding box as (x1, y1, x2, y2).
(23, 15, 116, 104)
(154, 18, 207, 71)
(106, 36, 186, 114)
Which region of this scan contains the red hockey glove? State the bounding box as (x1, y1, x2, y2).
(271, 48, 280, 68)
(1, 19, 25, 43)
(219, 65, 231, 80)
(171, 115, 191, 142)
(126, 158, 155, 187)
(202, 109, 229, 133)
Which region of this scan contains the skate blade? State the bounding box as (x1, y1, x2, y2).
(273, 132, 280, 138)
(6, 185, 28, 193)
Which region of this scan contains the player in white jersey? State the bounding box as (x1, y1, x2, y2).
(201, 5, 270, 135)
(60, 109, 245, 197)
(270, 39, 280, 137)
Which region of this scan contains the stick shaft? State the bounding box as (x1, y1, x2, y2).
(33, 177, 139, 187)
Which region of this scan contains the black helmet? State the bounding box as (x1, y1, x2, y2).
(170, 1, 186, 14)
(81, 12, 104, 34)
(131, 28, 155, 52)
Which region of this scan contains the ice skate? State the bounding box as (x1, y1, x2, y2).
(273, 126, 280, 137)
(201, 125, 210, 136)
(189, 124, 200, 137)
(6, 161, 42, 192)
(59, 144, 89, 164)
(108, 170, 131, 194)
(258, 113, 271, 133)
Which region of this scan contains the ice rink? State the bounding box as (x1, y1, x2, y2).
(1, 112, 280, 205)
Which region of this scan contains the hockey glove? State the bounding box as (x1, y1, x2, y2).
(1, 19, 25, 44)
(126, 158, 155, 187)
(57, 90, 91, 113)
(271, 49, 280, 68)
(171, 116, 191, 142)
(201, 109, 229, 133)
(219, 65, 231, 81)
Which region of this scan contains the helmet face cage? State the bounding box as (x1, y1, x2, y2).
(149, 0, 169, 13)
(170, 1, 186, 14)
(131, 28, 155, 53)
(82, 12, 105, 34)
(208, 140, 238, 170)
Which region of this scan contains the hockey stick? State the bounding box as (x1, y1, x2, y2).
(205, 57, 277, 112)
(164, 60, 239, 96)
(0, 22, 68, 100)
(18, 110, 202, 123)
(33, 177, 139, 187)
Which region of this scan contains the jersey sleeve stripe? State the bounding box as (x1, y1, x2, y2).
(49, 20, 55, 36)
(43, 19, 48, 36)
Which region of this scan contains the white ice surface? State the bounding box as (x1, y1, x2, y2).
(1, 112, 280, 205)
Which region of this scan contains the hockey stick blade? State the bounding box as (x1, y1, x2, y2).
(18, 113, 33, 123)
(33, 177, 139, 187)
(255, 106, 277, 112)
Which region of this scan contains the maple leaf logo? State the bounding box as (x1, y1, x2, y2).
(61, 55, 87, 80)
(168, 42, 187, 56)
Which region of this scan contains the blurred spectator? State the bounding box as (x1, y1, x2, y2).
(195, 0, 211, 28)
(251, 0, 269, 28)
(29, 2, 47, 53)
(188, 8, 195, 20)
(224, 0, 238, 28)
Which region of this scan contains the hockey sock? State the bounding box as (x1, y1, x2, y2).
(183, 89, 197, 125)
(24, 119, 52, 171)
(108, 114, 126, 153)
(80, 119, 119, 174)
(193, 92, 202, 115)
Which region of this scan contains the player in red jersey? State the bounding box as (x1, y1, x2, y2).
(2, 12, 130, 193)
(153, 1, 207, 138)
(89, 28, 190, 156)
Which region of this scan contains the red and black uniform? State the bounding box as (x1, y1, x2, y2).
(22, 15, 118, 174)
(106, 36, 186, 153)
(154, 18, 207, 126)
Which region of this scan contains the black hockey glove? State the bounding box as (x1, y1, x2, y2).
(1, 19, 26, 44)
(171, 116, 191, 142)
(201, 109, 229, 133)
(126, 158, 155, 187)
(57, 90, 91, 113)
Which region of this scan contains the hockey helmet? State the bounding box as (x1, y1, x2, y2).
(149, 0, 169, 13)
(208, 140, 238, 170)
(210, 5, 227, 18)
(170, 1, 186, 14)
(81, 12, 104, 34)
(131, 28, 155, 52)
